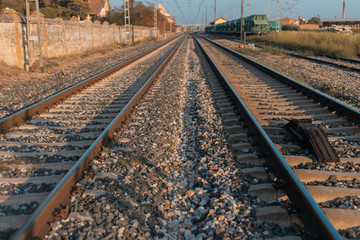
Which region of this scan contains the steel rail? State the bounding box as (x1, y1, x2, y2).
(11, 35, 186, 240)
(284, 51, 360, 73)
(212, 33, 360, 65)
(0, 35, 181, 135)
(322, 54, 360, 65)
(194, 35, 342, 240)
(254, 42, 360, 65)
(200, 35, 360, 125)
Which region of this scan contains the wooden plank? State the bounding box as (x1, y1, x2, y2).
(285, 120, 339, 162)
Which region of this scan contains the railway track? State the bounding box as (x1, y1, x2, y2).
(1, 33, 359, 240)
(211, 34, 360, 72)
(195, 35, 360, 239)
(0, 36, 180, 120)
(0, 35, 185, 239)
(42, 34, 309, 240)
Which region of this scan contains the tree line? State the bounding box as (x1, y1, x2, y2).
(1, 0, 89, 20)
(0, 0, 175, 32)
(283, 17, 321, 31)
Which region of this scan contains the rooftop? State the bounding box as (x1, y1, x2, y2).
(321, 18, 360, 22)
(87, 0, 109, 16)
(209, 17, 228, 25)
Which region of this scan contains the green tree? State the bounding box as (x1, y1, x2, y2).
(105, 8, 124, 25)
(1, 0, 26, 15)
(299, 19, 306, 25)
(97, 1, 169, 30)
(282, 24, 299, 31)
(1, 0, 89, 20)
(67, 0, 89, 19)
(307, 17, 321, 25)
(43, 0, 89, 19)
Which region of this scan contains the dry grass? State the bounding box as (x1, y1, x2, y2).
(79, 42, 124, 59)
(0, 37, 158, 91)
(249, 32, 360, 58)
(0, 60, 30, 90)
(0, 61, 24, 77)
(235, 47, 259, 56)
(261, 46, 285, 56)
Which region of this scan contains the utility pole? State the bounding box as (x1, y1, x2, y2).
(131, 0, 134, 44)
(35, 0, 44, 72)
(247, 1, 250, 17)
(202, 11, 204, 27)
(188, 0, 191, 27)
(124, 0, 131, 45)
(154, 0, 158, 39)
(214, 0, 216, 32)
(277, 0, 280, 31)
(233, 8, 235, 20)
(268, 0, 271, 20)
(163, 0, 166, 39)
(26, 0, 44, 73)
(170, 9, 173, 33)
(206, 5, 208, 25)
(25, 0, 31, 71)
(240, 0, 244, 47)
(342, 0, 345, 19)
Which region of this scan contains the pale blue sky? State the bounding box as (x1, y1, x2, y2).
(109, 0, 360, 25)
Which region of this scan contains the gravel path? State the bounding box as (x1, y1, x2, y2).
(0, 37, 176, 119)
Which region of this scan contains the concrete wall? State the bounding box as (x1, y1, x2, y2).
(0, 12, 152, 68)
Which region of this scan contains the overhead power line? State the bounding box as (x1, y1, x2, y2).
(174, 0, 187, 24)
(193, 0, 206, 24)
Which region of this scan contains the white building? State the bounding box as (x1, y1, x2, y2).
(158, 4, 175, 24)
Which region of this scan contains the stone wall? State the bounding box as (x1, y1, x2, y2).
(0, 12, 153, 68)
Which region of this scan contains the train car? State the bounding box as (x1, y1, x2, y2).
(205, 14, 270, 35)
(228, 19, 237, 32)
(245, 14, 269, 34)
(205, 25, 214, 32)
(270, 21, 282, 32)
(235, 18, 245, 33)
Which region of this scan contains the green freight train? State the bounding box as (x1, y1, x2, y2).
(205, 14, 277, 34)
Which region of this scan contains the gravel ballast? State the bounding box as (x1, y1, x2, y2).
(44, 37, 305, 240)
(0, 37, 177, 119)
(213, 38, 360, 111)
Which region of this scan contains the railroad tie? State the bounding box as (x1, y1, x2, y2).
(285, 119, 340, 162)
